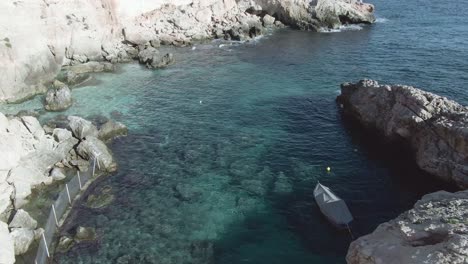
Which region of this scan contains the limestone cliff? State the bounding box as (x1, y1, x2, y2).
(0, 0, 375, 103)
(338, 80, 468, 189)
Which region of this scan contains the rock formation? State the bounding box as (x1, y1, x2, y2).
(337, 80, 468, 189)
(44, 81, 73, 111)
(0, 111, 124, 262)
(347, 190, 468, 264)
(0, 0, 375, 103)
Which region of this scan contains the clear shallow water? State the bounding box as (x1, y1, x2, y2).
(2, 0, 468, 263)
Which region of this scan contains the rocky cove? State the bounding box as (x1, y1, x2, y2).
(1, 0, 468, 263)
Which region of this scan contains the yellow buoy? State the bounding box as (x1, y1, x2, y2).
(326, 167, 331, 172)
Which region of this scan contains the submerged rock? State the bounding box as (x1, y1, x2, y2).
(338, 80, 468, 188)
(347, 190, 468, 264)
(98, 120, 128, 141)
(56, 236, 75, 253)
(44, 81, 72, 111)
(86, 185, 115, 209)
(75, 226, 96, 241)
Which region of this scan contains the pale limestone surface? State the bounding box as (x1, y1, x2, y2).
(0, 0, 375, 103)
(347, 190, 468, 264)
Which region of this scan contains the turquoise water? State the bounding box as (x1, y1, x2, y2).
(2, 0, 468, 263)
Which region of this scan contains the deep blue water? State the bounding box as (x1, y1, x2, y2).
(2, 0, 468, 263)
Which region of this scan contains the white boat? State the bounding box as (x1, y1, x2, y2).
(314, 183, 353, 229)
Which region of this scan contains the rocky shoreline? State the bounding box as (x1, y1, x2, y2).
(0, 0, 375, 104)
(337, 80, 468, 189)
(0, 111, 127, 263)
(338, 80, 468, 263)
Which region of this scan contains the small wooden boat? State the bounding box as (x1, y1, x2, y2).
(314, 183, 353, 229)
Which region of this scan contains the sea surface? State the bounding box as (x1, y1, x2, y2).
(2, 0, 468, 263)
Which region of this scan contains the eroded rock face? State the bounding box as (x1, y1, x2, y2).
(338, 80, 468, 188)
(347, 190, 468, 264)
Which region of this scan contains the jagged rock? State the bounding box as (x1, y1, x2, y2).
(98, 120, 128, 141)
(347, 190, 468, 264)
(86, 185, 115, 209)
(9, 209, 37, 229)
(10, 228, 35, 255)
(262, 14, 276, 26)
(44, 81, 73, 111)
(53, 128, 73, 142)
(50, 167, 66, 181)
(77, 136, 116, 172)
(56, 236, 75, 253)
(337, 80, 468, 188)
(315, 0, 376, 29)
(138, 47, 175, 69)
(0, 221, 15, 264)
(67, 116, 99, 139)
(75, 226, 96, 241)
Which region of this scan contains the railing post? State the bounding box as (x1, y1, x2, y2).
(78, 171, 83, 190)
(65, 184, 72, 204)
(92, 157, 97, 176)
(42, 232, 50, 258)
(52, 204, 59, 226)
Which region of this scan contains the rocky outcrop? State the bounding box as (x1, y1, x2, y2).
(316, 0, 375, 29)
(337, 80, 468, 188)
(44, 81, 73, 111)
(77, 136, 117, 172)
(0, 0, 375, 103)
(137, 47, 175, 69)
(0, 111, 125, 261)
(347, 190, 468, 264)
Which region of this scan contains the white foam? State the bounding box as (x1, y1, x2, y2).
(319, 24, 364, 33)
(375, 17, 389, 23)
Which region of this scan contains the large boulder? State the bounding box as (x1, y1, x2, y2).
(138, 47, 175, 69)
(67, 116, 99, 139)
(9, 228, 35, 255)
(315, 0, 375, 29)
(0, 221, 15, 264)
(347, 190, 468, 264)
(76, 136, 116, 172)
(98, 120, 128, 141)
(337, 80, 468, 188)
(8, 209, 37, 229)
(44, 81, 73, 111)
